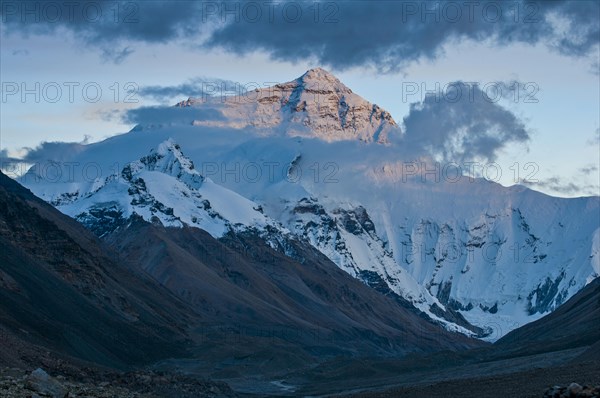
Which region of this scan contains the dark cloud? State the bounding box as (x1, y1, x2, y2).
(139, 78, 244, 102)
(399, 82, 530, 163)
(1, 1, 207, 63)
(2, 1, 598, 69)
(123, 105, 225, 126)
(1, 1, 202, 42)
(203, 0, 599, 72)
(545, 1, 600, 57)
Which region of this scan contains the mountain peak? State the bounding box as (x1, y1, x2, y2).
(180, 69, 397, 143)
(303, 66, 332, 75)
(142, 139, 193, 171)
(133, 139, 204, 190)
(297, 67, 351, 93)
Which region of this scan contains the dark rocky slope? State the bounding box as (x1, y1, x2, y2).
(0, 171, 197, 369)
(104, 218, 484, 369)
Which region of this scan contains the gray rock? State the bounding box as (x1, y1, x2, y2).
(25, 368, 67, 398)
(568, 382, 583, 396)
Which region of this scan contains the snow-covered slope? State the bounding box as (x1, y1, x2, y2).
(47, 139, 277, 239)
(19, 68, 600, 341)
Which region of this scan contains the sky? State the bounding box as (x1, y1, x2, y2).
(0, 0, 599, 197)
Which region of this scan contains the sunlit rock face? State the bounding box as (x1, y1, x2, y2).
(178, 67, 397, 143)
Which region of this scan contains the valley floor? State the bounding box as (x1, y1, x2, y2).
(345, 359, 600, 398)
(224, 346, 600, 397)
(1, 333, 598, 398)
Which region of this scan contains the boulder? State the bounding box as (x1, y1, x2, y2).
(25, 368, 67, 398)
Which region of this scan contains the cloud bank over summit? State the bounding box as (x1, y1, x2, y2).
(1, 70, 532, 174)
(400, 82, 531, 164)
(123, 73, 532, 164)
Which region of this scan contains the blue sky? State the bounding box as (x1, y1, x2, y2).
(1, 0, 599, 196)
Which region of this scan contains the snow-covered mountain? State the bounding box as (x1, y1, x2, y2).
(51, 139, 276, 239)
(173, 67, 396, 143)
(19, 68, 600, 340)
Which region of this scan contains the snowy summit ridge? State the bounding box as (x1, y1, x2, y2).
(51, 139, 276, 239)
(132, 138, 204, 190)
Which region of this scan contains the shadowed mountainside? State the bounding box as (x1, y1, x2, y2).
(104, 217, 484, 361)
(0, 171, 198, 369)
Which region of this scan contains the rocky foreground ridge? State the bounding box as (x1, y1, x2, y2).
(0, 367, 235, 398)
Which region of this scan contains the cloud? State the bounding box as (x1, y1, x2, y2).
(139, 78, 244, 102)
(123, 105, 225, 126)
(93, 108, 127, 123)
(11, 48, 29, 56)
(19, 140, 88, 163)
(100, 46, 134, 64)
(0, 149, 29, 178)
(543, 1, 600, 57)
(588, 128, 600, 145)
(1, 1, 203, 43)
(0, 139, 90, 177)
(203, 0, 599, 72)
(521, 176, 599, 197)
(0, 148, 22, 171)
(399, 82, 530, 163)
(579, 164, 599, 175)
(2, 1, 598, 69)
(591, 59, 600, 76)
(1, 1, 208, 63)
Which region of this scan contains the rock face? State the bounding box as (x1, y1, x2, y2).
(177, 67, 398, 143)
